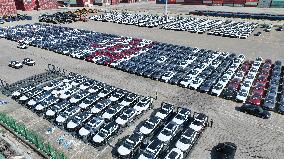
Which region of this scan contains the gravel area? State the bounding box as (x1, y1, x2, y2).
(0, 3, 284, 159)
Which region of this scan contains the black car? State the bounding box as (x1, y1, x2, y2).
(254, 32, 261, 36)
(213, 142, 237, 159)
(239, 104, 270, 119)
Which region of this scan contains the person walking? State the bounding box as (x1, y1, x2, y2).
(210, 119, 213, 128)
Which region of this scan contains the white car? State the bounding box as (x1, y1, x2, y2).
(8, 61, 23, 69)
(17, 43, 28, 49)
(92, 121, 119, 145)
(102, 104, 125, 121)
(138, 139, 164, 159)
(117, 132, 144, 158)
(157, 121, 181, 143)
(175, 128, 198, 152)
(139, 116, 161, 136)
(161, 71, 176, 83)
(79, 94, 101, 109)
(78, 117, 105, 140)
(133, 97, 153, 114)
(172, 108, 191, 125)
(115, 108, 137, 127)
(236, 89, 249, 102)
(154, 103, 174, 120)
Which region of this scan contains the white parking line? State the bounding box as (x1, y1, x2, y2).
(70, 145, 86, 159)
(94, 145, 109, 159)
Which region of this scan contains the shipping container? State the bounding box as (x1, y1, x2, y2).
(156, 0, 176, 3)
(233, 3, 245, 5)
(258, 0, 271, 7)
(223, 3, 234, 5)
(234, 0, 246, 3)
(212, 0, 224, 4)
(184, 0, 203, 5)
(0, 1, 17, 15)
(203, 0, 213, 4)
(38, 0, 58, 10)
(176, 0, 185, 3)
(245, 0, 258, 6)
(271, 0, 284, 7)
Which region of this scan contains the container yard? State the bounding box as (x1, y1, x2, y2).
(0, 1, 284, 159)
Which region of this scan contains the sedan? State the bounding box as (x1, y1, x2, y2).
(239, 104, 270, 119)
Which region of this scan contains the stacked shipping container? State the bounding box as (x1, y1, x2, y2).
(14, 0, 37, 11)
(203, 0, 213, 5)
(212, 0, 223, 5)
(0, 0, 17, 15)
(184, 0, 203, 5)
(245, 0, 258, 6)
(156, 0, 176, 3)
(258, 0, 271, 7)
(270, 0, 284, 7)
(38, 0, 58, 10)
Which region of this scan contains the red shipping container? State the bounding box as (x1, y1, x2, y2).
(245, 0, 258, 2)
(111, 0, 119, 4)
(234, 0, 246, 3)
(0, 1, 17, 15)
(184, 0, 203, 4)
(38, 0, 58, 10)
(212, 0, 224, 3)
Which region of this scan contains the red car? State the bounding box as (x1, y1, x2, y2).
(264, 59, 272, 64)
(228, 78, 241, 90)
(256, 75, 269, 86)
(248, 93, 262, 106)
(251, 83, 266, 96)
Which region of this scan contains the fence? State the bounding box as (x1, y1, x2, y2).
(0, 112, 67, 159)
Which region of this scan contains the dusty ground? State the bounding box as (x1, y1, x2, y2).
(0, 125, 43, 159)
(0, 3, 284, 159)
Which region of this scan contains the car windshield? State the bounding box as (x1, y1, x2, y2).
(84, 98, 92, 104)
(143, 121, 154, 129)
(98, 131, 107, 138)
(107, 108, 115, 115)
(192, 120, 202, 126)
(96, 103, 105, 109)
(168, 151, 179, 158)
(143, 150, 154, 158)
(123, 140, 134, 150)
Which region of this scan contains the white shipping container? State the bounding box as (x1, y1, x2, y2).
(203, 0, 213, 4)
(258, 0, 272, 7)
(176, 0, 185, 3)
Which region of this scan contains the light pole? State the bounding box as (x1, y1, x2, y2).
(165, 0, 168, 21)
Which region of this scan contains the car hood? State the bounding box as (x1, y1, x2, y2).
(79, 102, 90, 109)
(79, 127, 90, 136)
(139, 126, 152, 135)
(155, 112, 166, 119)
(27, 99, 36, 106)
(19, 96, 29, 101)
(93, 134, 104, 143)
(176, 141, 190, 151)
(67, 121, 78, 129)
(189, 124, 202, 132)
(56, 115, 66, 123)
(117, 145, 131, 156)
(46, 110, 55, 116)
(115, 118, 127, 125)
(35, 104, 44, 111)
(158, 133, 171, 142)
(11, 91, 21, 97)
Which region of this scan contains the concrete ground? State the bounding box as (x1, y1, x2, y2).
(0, 3, 284, 159)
